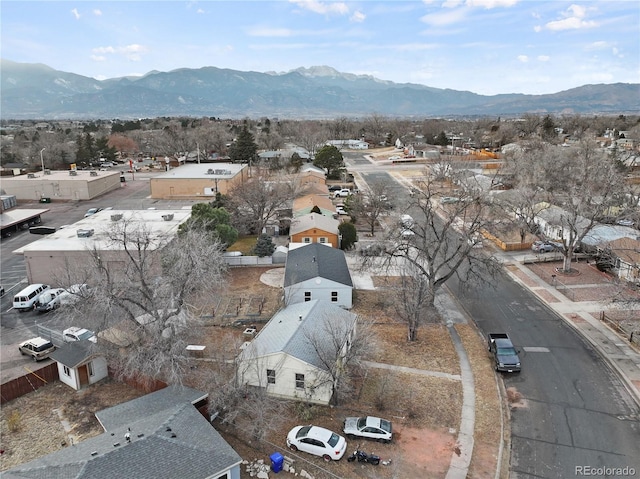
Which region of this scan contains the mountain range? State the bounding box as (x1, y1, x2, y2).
(1, 59, 638, 120)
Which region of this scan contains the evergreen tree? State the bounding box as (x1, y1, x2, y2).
(313, 145, 344, 179)
(338, 222, 357, 250)
(229, 126, 258, 164)
(179, 203, 238, 247)
(252, 234, 276, 257)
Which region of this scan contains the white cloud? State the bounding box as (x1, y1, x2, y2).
(93, 9, 102, 16)
(537, 55, 550, 62)
(350, 10, 366, 23)
(91, 44, 148, 62)
(465, 0, 518, 8)
(544, 4, 597, 31)
(420, 8, 468, 26)
(197, 8, 205, 14)
(71, 8, 80, 20)
(90, 55, 106, 62)
(517, 55, 528, 62)
(289, 0, 349, 15)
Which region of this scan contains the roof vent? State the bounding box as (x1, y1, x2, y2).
(27, 173, 36, 179)
(77, 229, 95, 238)
(90, 171, 98, 177)
(69, 170, 78, 176)
(206, 169, 214, 175)
(162, 214, 174, 221)
(91, 451, 98, 456)
(111, 214, 123, 221)
(170, 433, 177, 438)
(137, 433, 145, 438)
(299, 315, 303, 321)
(113, 442, 120, 447)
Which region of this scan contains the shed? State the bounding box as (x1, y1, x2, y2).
(49, 340, 108, 390)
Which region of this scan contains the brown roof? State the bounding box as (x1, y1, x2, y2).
(606, 237, 640, 265)
(292, 194, 335, 213)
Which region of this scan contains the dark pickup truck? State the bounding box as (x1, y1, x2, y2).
(488, 333, 521, 373)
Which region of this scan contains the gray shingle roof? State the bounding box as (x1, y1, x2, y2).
(239, 300, 357, 371)
(4, 386, 242, 479)
(284, 243, 353, 287)
(49, 340, 96, 368)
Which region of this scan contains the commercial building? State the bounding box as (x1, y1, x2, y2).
(0, 169, 121, 201)
(13, 209, 191, 284)
(149, 163, 248, 199)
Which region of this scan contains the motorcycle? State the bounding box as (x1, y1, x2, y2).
(346, 449, 380, 465)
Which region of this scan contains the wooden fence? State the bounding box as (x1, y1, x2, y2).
(0, 363, 59, 405)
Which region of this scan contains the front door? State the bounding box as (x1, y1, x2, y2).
(78, 364, 89, 387)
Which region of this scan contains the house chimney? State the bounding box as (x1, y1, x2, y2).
(299, 315, 303, 321)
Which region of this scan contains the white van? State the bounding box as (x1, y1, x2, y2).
(13, 284, 50, 312)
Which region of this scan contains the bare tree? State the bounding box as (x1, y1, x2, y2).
(302, 315, 376, 406)
(54, 221, 228, 386)
(349, 179, 394, 236)
(370, 174, 501, 341)
(227, 173, 297, 235)
(504, 140, 629, 272)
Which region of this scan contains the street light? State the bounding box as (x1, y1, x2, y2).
(40, 148, 46, 173)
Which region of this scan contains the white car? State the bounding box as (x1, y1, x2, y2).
(336, 205, 348, 215)
(58, 284, 90, 305)
(35, 288, 65, 313)
(19, 337, 56, 361)
(400, 214, 414, 228)
(286, 425, 347, 461)
(343, 416, 393, 443)
(63, 327, 97, 343)
(84, 207, 103, 217)
(333, 189, 351, 198)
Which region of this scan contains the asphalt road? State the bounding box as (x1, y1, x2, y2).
(352, 156, 640, 477)
(451, 274, 640, 477)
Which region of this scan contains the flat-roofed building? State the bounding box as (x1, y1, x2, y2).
(0, 169, 121, 201)
(13, 209, 191, 284)
(150, 163, 248, 199)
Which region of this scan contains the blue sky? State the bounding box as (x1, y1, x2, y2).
(2, 1, 638, 95)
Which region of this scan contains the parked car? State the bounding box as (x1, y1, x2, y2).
(333, 189, 351, 198)
(336, 205, 348, 215)
(488, 333, 521, 373)
(531, 240, 555, 253)
(400, 214, 414, 228)
(286, 425, 347, 461)
(328, 185, 343, 192)
(35, 288, 65, 312)
(343, 416, 393, 443)
(58, 283, 90, 305)
(360, 243, 386, 256)
(63, 327, 97, 343)
(18, 337, 56, 361)
(84, 207, 103, 217)
(440, 196, 460, 204)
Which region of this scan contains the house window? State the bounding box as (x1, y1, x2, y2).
(319, 237, 327, 244)
(267, 369, 275, 384)
(295, 373, 305, 389)
(304, 292, 311, 302)
(87, 361, 94, 377)
(63, 366, 70, 377)
(216, 473, 230, 479)
(331, 291, 338, 302)
(303, 237, 311, 243)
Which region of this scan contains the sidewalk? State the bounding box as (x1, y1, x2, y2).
(498, 250, 640, 408)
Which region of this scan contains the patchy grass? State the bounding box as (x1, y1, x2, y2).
(226, 235, 258, 254)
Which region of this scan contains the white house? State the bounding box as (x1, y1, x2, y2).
(533, 202, 591, 245)
(237, 300, 358, 405)
(284, 243, 353, 308)
(49, 340, 108, 391)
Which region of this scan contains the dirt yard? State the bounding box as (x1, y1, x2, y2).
(0, 267, 502, 478)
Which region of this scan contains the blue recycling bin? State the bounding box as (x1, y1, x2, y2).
(270, 452, 284, 473)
